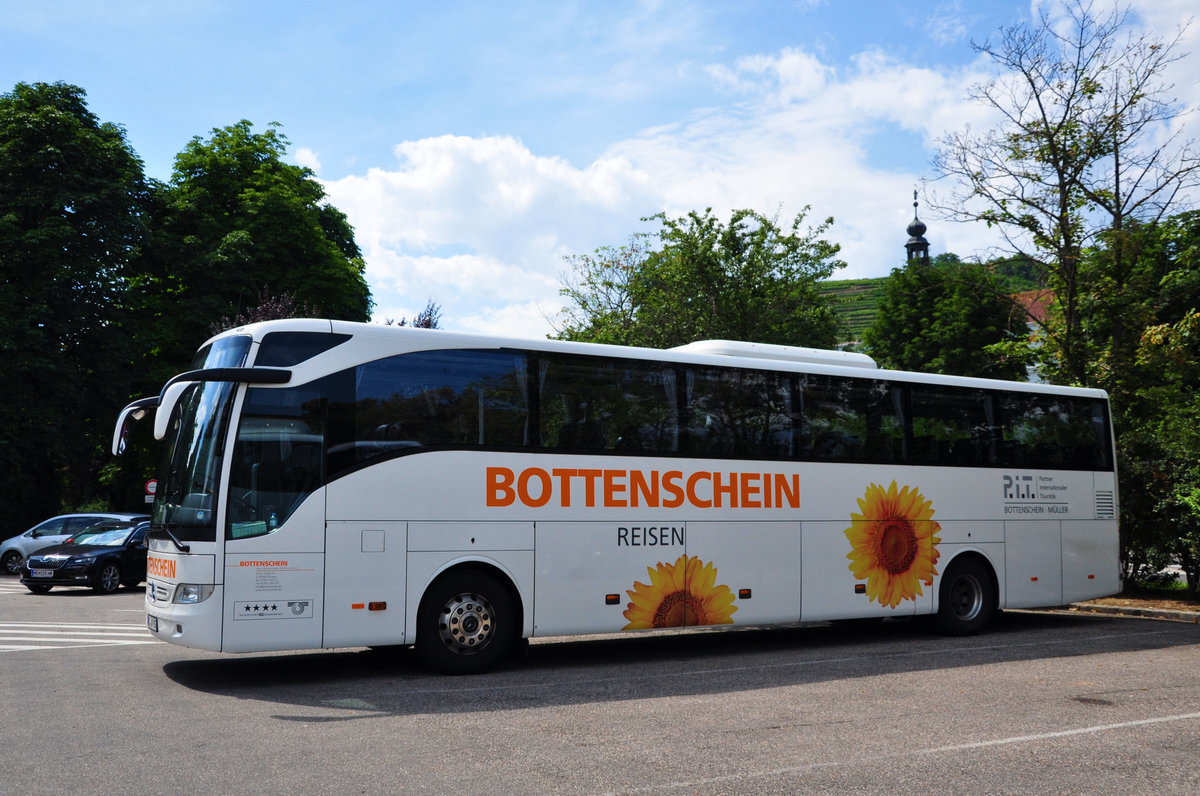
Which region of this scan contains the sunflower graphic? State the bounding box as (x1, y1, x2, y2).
(623, 554, 738, 630)
(844, 481, 942, 609)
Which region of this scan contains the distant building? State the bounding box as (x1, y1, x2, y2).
(905, 190, 930, 265)
(1013, 289, 1052, 326)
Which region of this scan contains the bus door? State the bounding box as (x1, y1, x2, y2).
(221, 490, 327, 653)
(221, 413, 327, 653)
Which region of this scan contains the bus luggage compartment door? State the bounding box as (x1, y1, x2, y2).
(323, 521, 408, 647)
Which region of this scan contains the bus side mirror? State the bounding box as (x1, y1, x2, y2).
(112, 397, 157, 456)
(154, 381, 193, 441)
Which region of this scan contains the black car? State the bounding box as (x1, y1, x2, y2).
(20, 520, 150, 594)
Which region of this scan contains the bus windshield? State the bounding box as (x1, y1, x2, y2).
(153, 381, 236, 542)
(152, 335, 252, 542)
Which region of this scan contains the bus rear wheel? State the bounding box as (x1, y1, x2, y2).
(936, 557, 996, 636)
(416, 571, 515, 674)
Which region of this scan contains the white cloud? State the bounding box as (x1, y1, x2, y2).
(706, 47, 831, 104)
(322, 135, 663, 337)
(323, 3, 1198, 339)
(294, 147, 321, 174)
(324, 58, 993, 336)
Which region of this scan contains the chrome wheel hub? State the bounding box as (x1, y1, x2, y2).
(438, 592, 494, 654)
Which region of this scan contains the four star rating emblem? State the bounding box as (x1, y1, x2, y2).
(233, 599, 312, 620)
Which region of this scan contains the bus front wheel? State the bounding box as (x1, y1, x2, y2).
(416, 570, 516, 674)
(936, 557, 997, 636)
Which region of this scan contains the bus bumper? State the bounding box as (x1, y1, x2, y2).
(145, 580, 224, 651)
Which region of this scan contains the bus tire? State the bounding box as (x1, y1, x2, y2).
(936, 557, 996, 636)
(416, 570, 516, 674)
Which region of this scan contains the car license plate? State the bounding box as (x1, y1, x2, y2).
(147, 614, 158, 633)
(31, 569, 53, 578)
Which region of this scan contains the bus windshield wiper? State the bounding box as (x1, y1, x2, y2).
(150, 523, 191, 553)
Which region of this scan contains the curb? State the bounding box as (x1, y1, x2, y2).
(1069, 602, 1200, 623)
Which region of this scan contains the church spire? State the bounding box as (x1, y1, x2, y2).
(905, 189, 930, 264)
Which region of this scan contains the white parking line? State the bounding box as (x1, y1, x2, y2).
(0, 621, 159, 651)
(613, 711, 1200, 794)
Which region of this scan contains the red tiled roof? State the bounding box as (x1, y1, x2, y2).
(1013, 289, 1053, 324)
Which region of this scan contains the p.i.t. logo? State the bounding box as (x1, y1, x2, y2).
(1003, 474, 1035, 500)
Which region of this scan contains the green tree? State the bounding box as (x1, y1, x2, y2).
(135, 120, 372, 376)
(554, 207, 844, 348)
(932, 0, 1200, 385)
(863, 255, 1028, 379)
(1081, 213, 1200, 586)
(1121, 309, 1200, 593)
(0, 82, 148, 528)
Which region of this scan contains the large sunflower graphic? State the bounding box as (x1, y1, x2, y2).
(844, 481, 942, 608)
(623, 554, 738, 630)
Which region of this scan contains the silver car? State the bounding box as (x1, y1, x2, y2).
(1, 513, 150, 575)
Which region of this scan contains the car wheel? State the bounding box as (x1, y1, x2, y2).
(416, 570, 516, 674)
(26, 584, 52, 594)
(94, 562, 122, 594)
(2, 550, 22, 576)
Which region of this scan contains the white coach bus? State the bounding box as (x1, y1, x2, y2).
(114, 319, 1119, 673)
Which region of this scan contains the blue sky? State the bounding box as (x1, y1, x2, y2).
(3, 1, 1197, 338)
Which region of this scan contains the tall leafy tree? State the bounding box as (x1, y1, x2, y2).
(555, 207, 844, 348)
(931, 0, 1200, 384)
(1080, 212, 1200, 583)
(863, 255, 1028, 379)
(0, 82, 148, 527)
(1120, 308, 1200, 593)
(135, 120, 372, 376)
(113, 121, 375, 511)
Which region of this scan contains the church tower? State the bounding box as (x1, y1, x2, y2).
(905, 190, 930, 264)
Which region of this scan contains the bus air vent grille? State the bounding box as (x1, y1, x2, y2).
(1095, 491, 1115, 519)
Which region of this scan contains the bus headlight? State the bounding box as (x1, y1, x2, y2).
(173, 584, 215, 604)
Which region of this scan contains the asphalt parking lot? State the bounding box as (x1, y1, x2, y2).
(2, 578, 1198, 795)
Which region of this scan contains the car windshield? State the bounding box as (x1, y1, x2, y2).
(69, 525, 138, 547)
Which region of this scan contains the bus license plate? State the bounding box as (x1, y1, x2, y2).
(147, 615, 158, 633)
(31, 569, 53, 578)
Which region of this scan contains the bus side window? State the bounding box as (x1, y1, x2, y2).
(797, 376, 901, 463)
(228, 385, 327, 539)
(909, 388, 994, 466)
(349, 349, 529, 463)
(538, 354, 677, 454)
(684, 366, 793, 459)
